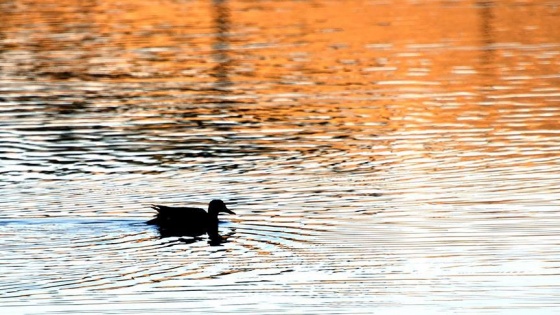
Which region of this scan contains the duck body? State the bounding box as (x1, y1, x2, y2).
(147, 200, 235, 238)
(148, 205, 211, 226)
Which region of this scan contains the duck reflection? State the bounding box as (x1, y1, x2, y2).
(147, 200, 236, 246)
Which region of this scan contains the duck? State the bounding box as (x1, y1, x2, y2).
(147, 199, 235, 238)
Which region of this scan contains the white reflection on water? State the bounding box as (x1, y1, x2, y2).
(1, 167, 560, 313)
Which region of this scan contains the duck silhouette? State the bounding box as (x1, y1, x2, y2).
(147, 199, 235, 242)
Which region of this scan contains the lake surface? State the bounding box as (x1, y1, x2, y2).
(1, 0, 560, 314)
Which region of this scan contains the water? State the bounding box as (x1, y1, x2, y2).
(1, 0, 560, 313)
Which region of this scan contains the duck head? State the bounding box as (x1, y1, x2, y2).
(208, 199, 235, 215)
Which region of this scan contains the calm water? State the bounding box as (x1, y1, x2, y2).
(1, 0, 560, 314)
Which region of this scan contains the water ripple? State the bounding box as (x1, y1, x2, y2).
(2, 0, 560, 313)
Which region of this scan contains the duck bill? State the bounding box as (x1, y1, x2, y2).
(224, 207, 236, 215)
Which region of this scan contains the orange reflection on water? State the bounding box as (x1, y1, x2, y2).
(1, 0, 559, 161)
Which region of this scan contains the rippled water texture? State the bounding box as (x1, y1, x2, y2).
(1, 0, 560, 314)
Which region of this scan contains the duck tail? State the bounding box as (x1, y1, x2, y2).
(146, 217, 160, 225)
